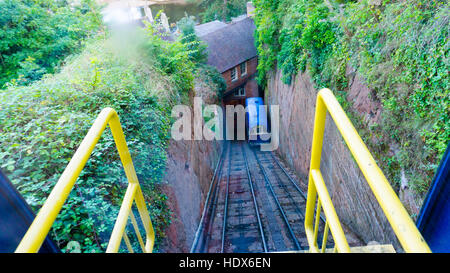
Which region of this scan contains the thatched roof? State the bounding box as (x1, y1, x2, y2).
(198, 17, 257, 73)
(195, 20, 228, 37)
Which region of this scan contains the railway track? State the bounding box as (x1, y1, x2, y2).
(191, 141, 330, 253)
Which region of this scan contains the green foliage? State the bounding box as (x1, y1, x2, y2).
(258, 0, 337, 85)
(299, 3, 337, 85)
(141, 13, 197, 104)
(177, 15, 208, 63)
(253, 0, 449, 197)
(0, 20, 208, 251)
(276, 2, 306, 84)
(197, 64, 227, 97)
(338, 0, 449, 193)
(0, 0, 104, 87)
(253, 0, 283, 86)
(199, 0, 247, 23)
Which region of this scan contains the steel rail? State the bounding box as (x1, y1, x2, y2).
(252, 149, 303, 251)
(269, 153, 327, 224)
(264, 152, 330, 249)
(190, 142, 227, 253)
(265, 152, 330, 250)
(270, 153, 307, 200)
(241, 143, 268, 252)
(259, 152, 305, 218)
(221, 141, 233, 253)
(203, 142, 229, 252)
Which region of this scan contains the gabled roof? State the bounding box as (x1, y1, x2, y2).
(198, 17, 257, 73)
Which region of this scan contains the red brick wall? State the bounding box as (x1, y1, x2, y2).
(223, 77, 259, 105)
(221, 57, 259, 104)
(222, 57, 258, 92)
(244, 77, 259, 97)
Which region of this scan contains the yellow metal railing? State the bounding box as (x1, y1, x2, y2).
(304, 88, 431, 253)
(15, 108, 155, 253)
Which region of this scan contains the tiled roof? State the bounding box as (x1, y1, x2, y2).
(198, 17, 257, 73)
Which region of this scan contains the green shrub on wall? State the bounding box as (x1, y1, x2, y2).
(253, 0, 449, 199)
(253, 0, 283, 86)
(0, 20, 208, 251)
(0, 0, 104, 87)
(199, 0, 248, 23)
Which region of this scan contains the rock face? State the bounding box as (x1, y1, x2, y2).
(346, 65, 382, 125)
(266, 69, 401, 250)
(160, 78, 223, 252)
(160, 137, 222, 252)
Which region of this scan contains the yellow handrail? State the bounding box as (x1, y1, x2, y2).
(15, 108, 155, 253)
(304, 88, 431, 253)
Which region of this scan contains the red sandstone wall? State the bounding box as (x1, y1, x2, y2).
(159, 77, 223, 252)
(160, 137, 222, 252)
(266, 69, 402, 250)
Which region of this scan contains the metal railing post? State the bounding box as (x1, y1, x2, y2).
(304, 88, 431, 253)
(16, 108, 155, 253)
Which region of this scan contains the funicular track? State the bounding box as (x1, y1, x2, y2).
(191, 141, 330, 253)
(251, 148, 332, 251)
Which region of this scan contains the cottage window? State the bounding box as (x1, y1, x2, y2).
(240, 62, 247, 77)
(234, 87, 245, 97)
(231, 67, 238, 81)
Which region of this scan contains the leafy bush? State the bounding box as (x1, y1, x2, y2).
(199, 0, 248, 23)
(253, 0, 449, 198)
(177, 15, 208, 63)
(253, 0, 283, 86)
(0, 22, 203, 252)
(198, 64, 227, 97)
(0, 0, 104, 87)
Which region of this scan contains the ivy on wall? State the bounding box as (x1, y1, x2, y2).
(0, 12, 218, 252)
(253, 0, 449, 197)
